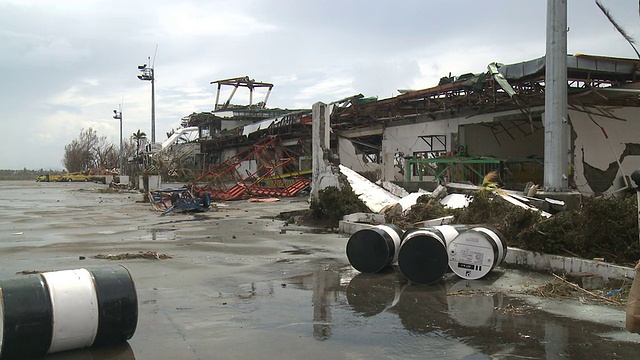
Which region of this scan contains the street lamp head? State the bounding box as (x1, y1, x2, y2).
(137, 72, 153, 81)
(138, 64, 147, 70)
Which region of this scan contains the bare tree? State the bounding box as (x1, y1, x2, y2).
(62, 128, 119, 172)
(62, 139, 92, 172)
(62, 128, 99, 172)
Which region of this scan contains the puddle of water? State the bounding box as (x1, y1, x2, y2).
(36, 341, 135, 360)
(138, 228, 177, 241)
(231, 267, 640, 359)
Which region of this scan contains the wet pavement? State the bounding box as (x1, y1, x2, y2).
(1, 180, 639, 359)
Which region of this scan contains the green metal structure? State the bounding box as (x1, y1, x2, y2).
(406, 156, 543, 186)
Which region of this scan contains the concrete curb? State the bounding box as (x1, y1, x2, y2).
(338, 220, 637, 280)
(504, 247, 636, 280)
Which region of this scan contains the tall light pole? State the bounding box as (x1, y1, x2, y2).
(113, 107, 124, 175)
(543, 0, 568, 192)
(137, 60, 155, 144)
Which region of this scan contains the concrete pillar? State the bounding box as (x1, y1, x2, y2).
(543, 0, 569, 191)
(311, 102, 340, 201)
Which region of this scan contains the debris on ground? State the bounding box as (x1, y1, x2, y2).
(248, 197, 280, 202)
(376, 179, 410, 198)
(339, 165, 399, 212)
(446, 273, 629, 307)
(149, 187, 212, 215)
(15, 269, 50, 275)
(93, 251, 173, 260)
(335, 165, 640, 267)
(524, 273, 629, 307)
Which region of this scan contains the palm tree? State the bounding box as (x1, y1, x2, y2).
(132, 129, 147, 159)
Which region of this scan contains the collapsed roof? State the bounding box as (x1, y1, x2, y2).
(331, 54, 640, 130)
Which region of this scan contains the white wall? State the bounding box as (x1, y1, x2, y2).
(381, 121, 449, 181)
(218, 147, 257, 180)
(333, 104, 640, 194)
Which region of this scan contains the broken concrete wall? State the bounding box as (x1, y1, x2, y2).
(311, 102, 340, 200)
(380, 120, 458, 182)
(332, 103, 640, 196)
(570, 107, 640, 196)
(337, 137, 382, 175)
(463, 111, 545, 159)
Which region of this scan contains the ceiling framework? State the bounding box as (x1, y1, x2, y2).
(331, 54, 640, 130)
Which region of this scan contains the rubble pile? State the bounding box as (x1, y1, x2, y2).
(331, 166, 640, 267)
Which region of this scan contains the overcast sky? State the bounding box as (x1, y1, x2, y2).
(2, 0, 640, 170)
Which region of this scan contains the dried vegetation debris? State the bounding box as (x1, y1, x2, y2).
(389, 194, 453, 228)
(15, 269, 50, 275)
(397, 189, 640, 267)
(93, 251, 173, 260)
(446, 273, 629, 307)
(524, 273, 630, 307)
(309, 184, 369, 227)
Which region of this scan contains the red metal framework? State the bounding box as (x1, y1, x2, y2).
(191, 136, 310, 200)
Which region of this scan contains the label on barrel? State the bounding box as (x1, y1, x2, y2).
(447, 230, 497, 280)
(457, 263, 483, 271)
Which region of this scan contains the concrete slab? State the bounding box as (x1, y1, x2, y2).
(341, 212, 385, 225)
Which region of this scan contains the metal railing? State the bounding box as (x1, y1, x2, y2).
(406, 156, 543, 186)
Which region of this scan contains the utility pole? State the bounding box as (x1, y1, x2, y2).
(543, 0, 569, 191)
(113, 107, 124, 175)
(137, 60, 155, 144)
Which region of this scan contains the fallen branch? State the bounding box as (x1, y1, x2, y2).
(552, 273, 624, 307)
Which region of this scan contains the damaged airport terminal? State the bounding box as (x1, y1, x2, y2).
(174, 54, 640, 266)
(185, 54, 640, 199)
(5, 53, 640, 358)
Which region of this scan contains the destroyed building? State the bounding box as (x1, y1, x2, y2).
(330, 54, 640, 197)
(184, 54, 640, 198)
(183, 76, 312, 175)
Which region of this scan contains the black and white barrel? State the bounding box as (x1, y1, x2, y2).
(0, 265, 138, 359)
(346, 224, 405, 273)
(397, 225, 469, 285)
(447, 226, 508, 280)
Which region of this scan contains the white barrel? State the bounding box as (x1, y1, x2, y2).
(447, 226, 508, 280)
(0, 265, 137, 359)
(346, 224, 404, 273)
(42, 269, 100, 353)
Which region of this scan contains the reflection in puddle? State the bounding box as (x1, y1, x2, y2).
(346, 269, 407, 317)
(238, 266, 639, 359)
(37, 341, 135, 360)
(142, 228, 176, 241)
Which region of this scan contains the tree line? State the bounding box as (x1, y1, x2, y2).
(0, 169, 64, 180)
(62, 128, 148, 173)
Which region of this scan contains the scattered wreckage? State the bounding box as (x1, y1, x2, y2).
(191, 136, 310, 201)
(338, 164, 567, 285)
(148, 187, 212, 215)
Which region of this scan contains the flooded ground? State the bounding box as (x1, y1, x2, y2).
(0, 180, 639, 359)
